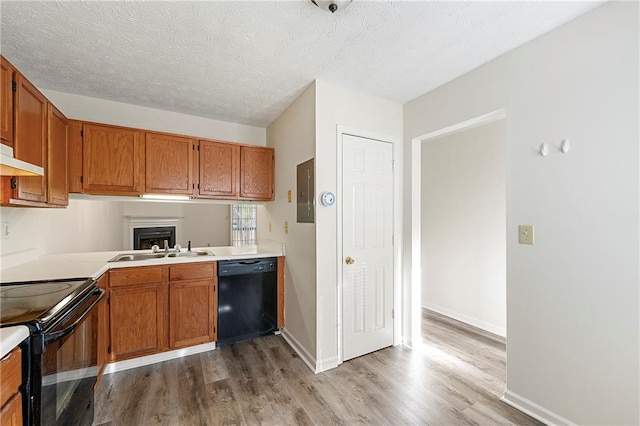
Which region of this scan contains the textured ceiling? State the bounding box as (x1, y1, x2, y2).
(0, 1, 601, 127)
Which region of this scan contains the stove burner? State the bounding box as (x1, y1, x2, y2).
(0, 283, 73, 298)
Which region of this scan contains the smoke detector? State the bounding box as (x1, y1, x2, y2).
(311, 0, 353, 14)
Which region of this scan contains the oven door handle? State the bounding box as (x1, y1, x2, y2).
(44, 288, 104, 344)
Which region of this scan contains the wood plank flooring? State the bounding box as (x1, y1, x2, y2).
(94, 310, 542, 425)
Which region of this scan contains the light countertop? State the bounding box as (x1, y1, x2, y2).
(0, 243, 283, 355)
(0, 326, 29, 359)
(1, 244, 284, 283)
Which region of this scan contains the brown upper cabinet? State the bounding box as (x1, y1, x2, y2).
(240, 146, 274, 200)
(67, 120, 83, 194)
(145, 132, 195, 195)
(198, 140, 239, 198)
(47, 104, 68, 206)
(82, 123, 144, 195)
(0, 57, 14, 147)
(71, 120, 275, 201)
(1, 72, 49, 206)
(14, 73, 48, 203)
(1, 55, 70, 208)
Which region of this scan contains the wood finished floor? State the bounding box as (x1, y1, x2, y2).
(94, 310, 542, 425)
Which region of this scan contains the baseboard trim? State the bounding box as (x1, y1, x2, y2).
(423, 307, 506, 344)
(281, 328, 317, 373)
(423, 303, 506, 338)
(315, 355, 339, 373)
(104, 342, 216, 375)
(502, 389, 576, 426)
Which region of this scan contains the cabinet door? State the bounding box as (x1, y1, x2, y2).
(67, 121, 83, 194)
(95, 274, 108, 386)
(14, 73, 47, 203)
(47, 104, 68, 206)
(82, 123, 144, 194)
(169, 278, 216, 348)
(198, 140, 239, 198)
(109, 284, 167, 361)
(0, 56, 14, 147)
(0, 348, 21, 408)
(0, 393, 22, 426)
(240, 146, 274, 200)
(145, 132, 194, 194)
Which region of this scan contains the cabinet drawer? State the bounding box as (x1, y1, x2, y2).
(0, 347, 21, 408)
(169, 262, 215, 282)
(110, 266, 164, 287)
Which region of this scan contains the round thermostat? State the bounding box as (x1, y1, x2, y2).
(320, 191, 336, 207)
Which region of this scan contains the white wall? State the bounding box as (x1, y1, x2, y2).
(404, 2, 638, 424)
(120, 201, 230, 249)
(263, 82, 318, 365)
(0, 199, 124, 257)
(42, 90, 266, 146)
(182, 203, 230, 248)
(421, 120, 506, 336)
(315, 80, 403, 370)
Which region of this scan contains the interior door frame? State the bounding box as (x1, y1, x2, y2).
(336, 126, 402, 365)
(409, 109, 507, 348)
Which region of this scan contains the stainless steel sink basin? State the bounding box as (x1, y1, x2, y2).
(108, 251, 215, 262)
(108, 253, 168, 262)
(167, 251, 214, 258)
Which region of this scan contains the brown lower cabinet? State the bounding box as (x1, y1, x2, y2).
(95, 273, 109, 387)
(169, 262, 217, 348)
(0, 347, 23, 426)
(109, 265, 167, 361)
(104, 258, 283, 364)
(107, 262, 216, 362)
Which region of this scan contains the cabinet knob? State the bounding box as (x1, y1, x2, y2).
(345, 256, 355, 265)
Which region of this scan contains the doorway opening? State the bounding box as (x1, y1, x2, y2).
(410, 109, 507, 354)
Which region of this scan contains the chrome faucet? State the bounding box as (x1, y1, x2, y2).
(163, 240, 169, 254)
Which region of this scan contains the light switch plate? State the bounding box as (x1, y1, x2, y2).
(519, 225, 534, 244)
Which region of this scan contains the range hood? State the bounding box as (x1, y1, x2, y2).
(0, 144, 44, 176)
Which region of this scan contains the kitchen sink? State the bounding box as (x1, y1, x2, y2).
(108, 253, 168, 262)
(167, 251, 214, 258)
(108, 251, 215, 262)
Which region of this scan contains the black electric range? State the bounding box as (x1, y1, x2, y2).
(0, 278, 103, 426)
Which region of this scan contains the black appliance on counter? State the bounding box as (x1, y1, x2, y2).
(217, 258, 278, 346)
(0, 278, 104, 426)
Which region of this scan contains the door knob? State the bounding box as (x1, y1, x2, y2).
(345, 256, 355, 265)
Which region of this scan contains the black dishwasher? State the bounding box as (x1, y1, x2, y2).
(217, 258, 278, 346)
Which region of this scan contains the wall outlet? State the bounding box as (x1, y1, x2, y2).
(284, 221, 288, 234)
(269, 221, 272, 232)
(2, 222, 9, 239)
(287, 190, 292, 203)
(519, 225, 534, 244)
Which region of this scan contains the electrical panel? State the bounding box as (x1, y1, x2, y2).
(296, 158, 314, 223)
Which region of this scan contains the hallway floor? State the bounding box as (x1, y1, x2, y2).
(94, 311, 540, 425)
